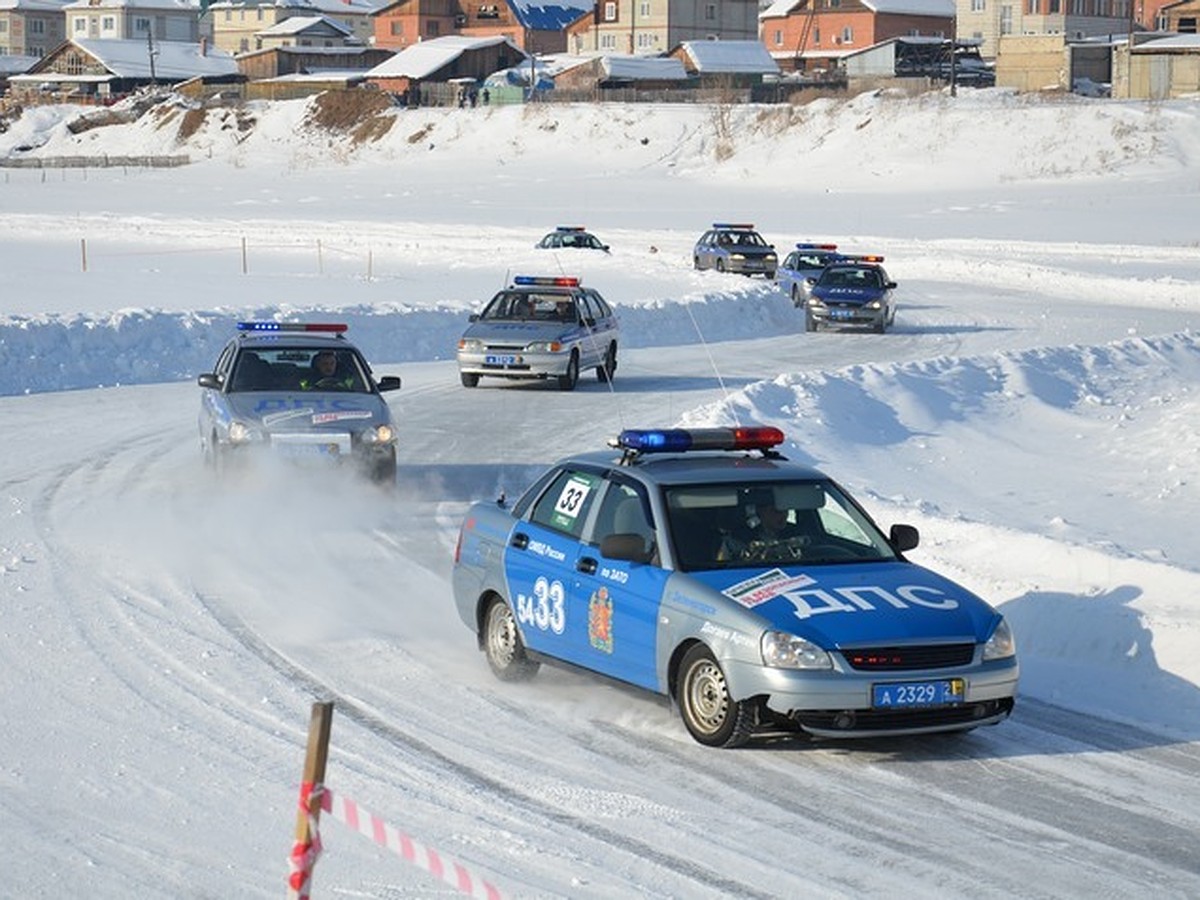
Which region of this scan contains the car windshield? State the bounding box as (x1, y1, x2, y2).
(481, 291, 577, 322)
(663, 480, 898, 571)
(228, 347, 370, 393)
(725, 231, 766, 247)
(820, 267, 882, 288)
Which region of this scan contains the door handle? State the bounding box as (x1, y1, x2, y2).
(510, 532, 529, 550)
(577, 556, 597, 575)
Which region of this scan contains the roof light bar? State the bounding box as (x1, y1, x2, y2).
(555, 225, 587, 232)
(795, 242, 838, 251)
(513, 275, 581, 287)
(851, 254, 885, 263)
(713, 222, 755, 230)
(616, 427, 785, 454)
(237, 321, 348, 333)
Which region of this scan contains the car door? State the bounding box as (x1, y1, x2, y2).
(578, 290, 612, 368)
(571, 479, 669, 690)
(502, 466, 604, 668)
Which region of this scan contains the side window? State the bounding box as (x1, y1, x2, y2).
(214, 342, 238, 380)
(578, 293, 598, 323)
(589, 291, 613, 319)
(530, 469, 603, 539)
(591, 482, 655, 557)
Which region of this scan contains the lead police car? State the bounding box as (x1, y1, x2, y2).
(692, 223, 778, 277)
(456, 276, 620, 390)
(776, 242, 845, 306)
(535, 226, 610, 253)
(196, 322, 401, 483)
(452, 427, 1018, 748)
(804, 255, 897, 333)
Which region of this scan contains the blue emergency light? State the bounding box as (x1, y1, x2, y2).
(513, 276, 580, 287)
(615, 427, 784, 455)
(237, 321, 348, 333)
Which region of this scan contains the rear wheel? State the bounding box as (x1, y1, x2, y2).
(558, 352, 579, 391)
(677, 645, 755, 748)
(693, 256, 703, 270)
(596, 343, 617, 383)
(716, 259, 727, 273)
(482, 597, 538, 681)
(460, 372, 480, 388)
(791, 286, 804, 308)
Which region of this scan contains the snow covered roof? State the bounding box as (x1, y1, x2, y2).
(62, 0, 197, 9)
(366, 35, 524, 79)
(206, 0, 385, 12)
(507, 0, 593, 31)
(0, 0, 70, 11)
(761, 0, 953, 16)
(676, 40, 780, 75)
(1134, 34, 1200, 51)
(0, 54, 40, 75)
(255, 14, 352, 36)
(601, 54, 688, 81)
(42, 39, 238, 79)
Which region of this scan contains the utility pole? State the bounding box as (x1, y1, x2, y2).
(147, 30, 158, 85)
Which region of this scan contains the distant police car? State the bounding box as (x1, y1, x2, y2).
(536, 226, 610, 253)
(776, 243, 845, 306)
(692, 223, 778, 277)
(804, 255, 897, 333)
(452, 427, 1018, 748)
(196, 322, 401, 483)
(456, 276, 620, 391)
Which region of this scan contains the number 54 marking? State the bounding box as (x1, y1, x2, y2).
(516, 576, 566, 634)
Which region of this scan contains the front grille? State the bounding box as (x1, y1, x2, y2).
(794, 699, 1013, 733)
(841, 643, 975, 671)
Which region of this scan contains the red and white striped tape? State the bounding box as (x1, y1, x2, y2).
(320, 787, 505, 900)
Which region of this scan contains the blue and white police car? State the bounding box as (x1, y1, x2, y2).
(452, 427, 1018, 748)
(692, 223, 778, 277)
(776, 242, 845, 306)
(456, 276, 620, 391)
(804, 255, 897, 333)
(535, 226, 610, 253)
(196, 322, 401, 484)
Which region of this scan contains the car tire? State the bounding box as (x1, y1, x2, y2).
(677, 644, 755, 748)
(693, 256, 703, 270)
(482, 597, 538, 682)
(805, 311, 819, 333)
(370, 448, 397, 486)
(596, 344, 617, 383)
(716, 259, 726, 273)
(558, 352, 579, 391)
(460, 372, 480, 388)
(792, 286, 804, 308)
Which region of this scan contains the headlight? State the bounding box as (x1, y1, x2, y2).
(228, 421, 252, 443)
(982, 618, 1016, 661)
(526, 341, 563, 353)
(458, 338, 483, 351)
(761, 631, 833, 670)
(765, 253, 777, 261)
(808, 297, 827, 309)
(362, 424, 395, 445)
(866, 299, 883, 310)
(730, 253, 746, 261)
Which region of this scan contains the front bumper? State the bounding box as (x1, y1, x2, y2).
(725, 257, 776, 277)
(724, 655, 1019, 738)
(809, 303, 886, 329)
(457, 347, 572, 380)
(221, 430, 395, 476)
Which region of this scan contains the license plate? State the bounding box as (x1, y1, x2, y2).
(275, 441, 341, 459)
(485, 354, 518, 366)
(830, 309, 853, 319)
(872, 678, 964, 708)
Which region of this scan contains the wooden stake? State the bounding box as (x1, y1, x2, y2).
(287, 701, 334, 900)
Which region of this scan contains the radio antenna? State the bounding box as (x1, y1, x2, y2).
(681, 300, 737, 426)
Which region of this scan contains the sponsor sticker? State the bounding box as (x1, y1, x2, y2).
(722, 568, 816, 608)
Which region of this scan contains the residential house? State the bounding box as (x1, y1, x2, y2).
(1159, 0, 1198, 30)
(372, 0, 590, 55)
(253, 13, 358, 49)
(236, 42, 390, 78)
(760, 0, 953, 74)
(668, 37, 780, 84)
(8, 36, 237, 97)
(364, 31, 524, 95)
(955, 0, 1134, 60)
(206, 0, 383, 55)
(0, 0, 69, 58)
(62, 0, 202, 44)
(552, 51, 690, 88)
(568, 0, 761, 56)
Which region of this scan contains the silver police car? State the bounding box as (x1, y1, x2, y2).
(456, 276, 620, 391)
(452, 427, 1018, 747)
(692, 223, 778, 277)
(196, 322, 401, 484)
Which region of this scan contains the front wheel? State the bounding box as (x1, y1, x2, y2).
(460, 372, 480, 388)
(558, 352, 579, 391)
(596, 344, 617, 383)
(482, 597, 538, 681)
(677, 645, 755, 748)
(805, 310, 819, 333)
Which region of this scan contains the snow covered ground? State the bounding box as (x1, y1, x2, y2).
(1, 89, 1199, 898)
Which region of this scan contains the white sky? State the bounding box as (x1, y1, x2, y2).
(1, 89, 1199, 898)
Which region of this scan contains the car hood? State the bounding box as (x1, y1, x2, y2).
(685, 562, 999, 647)
(811, 285, 886, 306)
(462, 321, 581, 343)
(225, 392, 391, 431)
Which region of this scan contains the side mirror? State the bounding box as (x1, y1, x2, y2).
(600, 533, 653, 564)
(601, 245, 611, 253)
(376, 375, 401, 392)
(805, 277, 817, 286)
(468, 313, 480, 322)
(197, 373, 220, 389)
(889, 524, 919, 553)
(886, 281, 898, 289)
